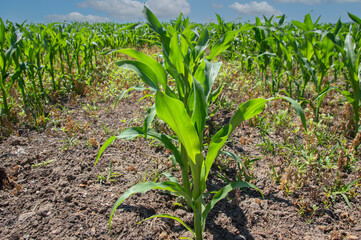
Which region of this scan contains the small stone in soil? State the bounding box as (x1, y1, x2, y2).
(58, 179, 68, 187)
(64, 194, 73, 202)
(37, 203, 53, 217)
(18, 212, 36, 222)
(340, 211, 350, 219)
(67, 175, 76, 181)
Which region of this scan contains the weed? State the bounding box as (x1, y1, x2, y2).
(97, 161, 122, 184)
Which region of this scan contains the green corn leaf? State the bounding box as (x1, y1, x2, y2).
(187, 89, 195, 113)
(194, 59, 222, 103)
(203, 125, 232, 184)
(115, 60, 159, 90)
(162, 48, 185, 98)
(94, 136, 117, 166)
(274, 96, 307, 131)
(174, 12, 183, 31)
(192, 79, 207, 138)
(315, 87, 335, 109)
(210, 85, 223, 103)
(216, 13, 223, 25)
(119, 22, 139, 31)
(348, 12, 361, 26)
(111, 49, 167, 90)
(205, 96, 306, 183)
(194, 60, 206, 85)
(304, 13, 314, 31)
(202, 181, 263, 224)
(138, 214, 195, 236)
(194, 28, 209, 58)
(230, 98, 269, 132)
(291, 20, 305, 31)
(333, 18, 342, 36)
(197, 27, 209, 49)
(165, 86, 178, 99)
(0, 18, 5, 46)
(155, 91, 201, 164)
(207, 30, 236, 60)
(161, 172, 180, 184)
(278, 14, 285, 26)
(255, 17, 262, 26)
(0, 51, 5, 70)
(239, 23, 255, 32)
(146, 129, 182, 167)
(204, 60, 222, 101)
(143, 105, 156, 138)
(341, 90, 355, 104)
(143, 6, 166, 37)
(181, 28, 195, 55)
(116, 127, 145, 140)
(109, 181, 191, 230)
(169, 33, 185, 76)
(204, 98, 269, 184)
(143, 6, 170, 53)
(344, 33, 356, 68)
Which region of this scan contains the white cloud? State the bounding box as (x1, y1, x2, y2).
(230, 1, 282, 17)
(78, 0, 144, 19)
(45, 12, 110, 22)
(78, 0, 190, 20)
(275, 0, 361, 4)
(331, 0, 361, 2)
(211, 2, 224, 9)
(146, 0, 191, 17)
(274, 0, 322, 4)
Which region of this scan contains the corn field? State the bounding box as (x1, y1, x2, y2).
(1, 10, 361, 240)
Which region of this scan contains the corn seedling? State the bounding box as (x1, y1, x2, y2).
(32, 159, 55, 168)
(97, 161, 122, 184)
(95, 7, 306, 240)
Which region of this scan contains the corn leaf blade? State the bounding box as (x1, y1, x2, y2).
(192, 79, 207, 137)
(109, 181, 191, 230)
(207, 31, 236, 60)
(155, 91, 201, 164)
(112, 49, 167, 90)
(115, 60, 160, 91)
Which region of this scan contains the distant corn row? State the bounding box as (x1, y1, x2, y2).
(208, 13, 361, 134)
(0, 20, 157, 122)
(1, 13, 361, 133)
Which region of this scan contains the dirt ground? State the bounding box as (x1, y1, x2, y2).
(1, 94, 360, 240)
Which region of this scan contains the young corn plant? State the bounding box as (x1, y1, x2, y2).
(96, 7, 306, 240)
(327, 13, 361, 135)
(0, 18, 23, 117)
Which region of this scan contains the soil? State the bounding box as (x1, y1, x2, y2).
(0, 94, 360, 240)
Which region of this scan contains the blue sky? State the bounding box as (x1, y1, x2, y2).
(1, 0, 361, 24)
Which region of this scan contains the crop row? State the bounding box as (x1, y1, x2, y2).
(1, 13, 361, 133)
(1, 8, 361, 239)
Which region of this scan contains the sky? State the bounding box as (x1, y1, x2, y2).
(1, 0, 361, 24)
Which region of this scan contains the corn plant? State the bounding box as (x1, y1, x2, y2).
(0, 18, 22, 117)
(95, 7, 306, 240)
(327, 13, 361, 134)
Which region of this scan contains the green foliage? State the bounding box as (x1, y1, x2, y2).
(96, 6, 306, 240)
(0, 18, 157, 125)
(1, 7, 361, 239)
